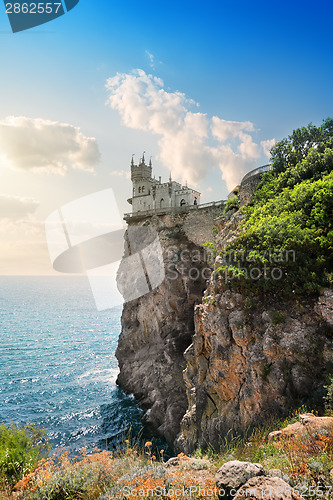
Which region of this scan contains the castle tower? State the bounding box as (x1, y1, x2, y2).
(128, 154, 155, 212)
(130, 153, 152, 182)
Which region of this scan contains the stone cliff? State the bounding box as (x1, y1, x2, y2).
(116, 206, 222, 445)
(116, 205, 333, 452)
(176, 286, 333, 453)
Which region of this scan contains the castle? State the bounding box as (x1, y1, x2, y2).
(125, 153, 272, 221)
(127, 154, 201, 214)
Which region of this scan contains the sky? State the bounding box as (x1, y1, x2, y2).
(0, 0, 332, 275)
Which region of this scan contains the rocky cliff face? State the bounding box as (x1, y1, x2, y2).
(175, 287, 333, 453)
(174, 209, 333, 452)
(116, 208, 221, 445)
(116, 205, 333, 453)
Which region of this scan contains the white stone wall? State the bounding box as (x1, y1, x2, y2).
(130, 178, 200, 213)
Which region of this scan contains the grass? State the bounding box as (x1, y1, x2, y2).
(1, 407, 333, 499)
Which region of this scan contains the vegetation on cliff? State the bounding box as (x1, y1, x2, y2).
(218, 118, 333, 296)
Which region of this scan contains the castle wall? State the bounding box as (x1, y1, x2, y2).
(131, 178, 200, 213)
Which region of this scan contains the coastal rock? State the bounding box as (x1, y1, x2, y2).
(117, 204, 333, 452)
(233, 476, 305, 499)
(116, 208, 220, 445)
(215, 461, 266, 499)
(176, 287, 333, 453)
(268, 413, 333, 442)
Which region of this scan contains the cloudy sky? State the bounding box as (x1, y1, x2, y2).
(0, 0, 332, 274)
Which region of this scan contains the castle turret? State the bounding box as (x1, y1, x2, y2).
(131, 153, 152, 182)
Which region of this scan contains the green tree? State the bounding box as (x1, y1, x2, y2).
(218, 119, 333, 297)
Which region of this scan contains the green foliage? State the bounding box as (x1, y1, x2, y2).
(203, 241, 216, 253)
(223, 196, 239, 213)
(220, 118, 333, 297)
(271, 310, 286, 325)
(269, 118, 333, 175)
(0, 423, 50, 486)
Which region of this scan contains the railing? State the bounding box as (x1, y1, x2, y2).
(124, 199, 225, 220)
(240, 164, 272, 185)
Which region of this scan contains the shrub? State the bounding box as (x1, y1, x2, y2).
(0, 423, 50, 486)
(219, 119, 333, 298)
(223, 196, 239, 213)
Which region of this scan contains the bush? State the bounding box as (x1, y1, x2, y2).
(223, 196, 239, 213)
(0, 423, 50, 486)
(219, 119, 333, 298)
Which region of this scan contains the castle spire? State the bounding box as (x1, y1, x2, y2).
(142, 151, 146, 164)
(169, 172, 172, 182)
(149, 156, 152, 167)
(131, 154, 135, 167)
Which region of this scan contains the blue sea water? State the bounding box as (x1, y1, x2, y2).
(0, 276, 144, 452)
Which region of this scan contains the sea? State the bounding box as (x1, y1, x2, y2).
(0, 276, 150, 453)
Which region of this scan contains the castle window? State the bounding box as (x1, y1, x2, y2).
(180, 199, 186, 206)
(194, 197, 198, 205)
(138, 187, 141, 193)
(160, 198, 164, 208)
(142, 186, 145, 192)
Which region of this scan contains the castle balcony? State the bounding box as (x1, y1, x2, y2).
(123, 199, 225, 222)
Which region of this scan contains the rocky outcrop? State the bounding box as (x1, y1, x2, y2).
(233, 476, 305, 499)
(116, 208, 220, 445)
(175, 287, 333, 453)
(215, 461, 266, 500)
(214, 460, 306, 500)
(117, 199, 333, 452)
(315, 289, 333, 327)
(268, 413, 333, 442)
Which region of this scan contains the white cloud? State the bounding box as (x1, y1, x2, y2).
(106, 69, 274, 190)
(0, 194, 39, 220)
(145, 50, 155, 69)
(261, 138, 276, 158)
(211, 117, 255, 142)
(0, 116, 100, 175)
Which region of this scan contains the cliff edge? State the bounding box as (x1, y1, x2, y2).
(115, 206, 222, 444)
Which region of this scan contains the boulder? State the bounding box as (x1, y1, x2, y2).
(267, 469, 290, 484)
(233, 476, 305, 499)
(268, 413, 333, 442)
(215, 460, 266, 499)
